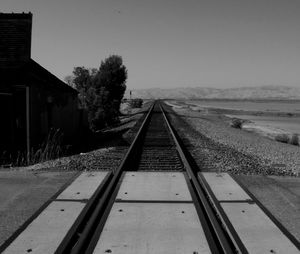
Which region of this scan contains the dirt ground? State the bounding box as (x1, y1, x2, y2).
(0, 170, 78, 246)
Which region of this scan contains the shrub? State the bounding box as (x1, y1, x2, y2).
(289, 133, 299, 146)
(130, 98, 143, 108)
(231, 118, 243, 129)
(275, 133, 289, 144)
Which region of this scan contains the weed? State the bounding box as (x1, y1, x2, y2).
(28, 128, 63, 164)
(0, 128, 65, 167)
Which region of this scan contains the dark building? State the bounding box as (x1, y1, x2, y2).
(0, 13, 80, 160)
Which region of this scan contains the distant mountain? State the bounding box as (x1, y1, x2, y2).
(125, 85, 300, 100)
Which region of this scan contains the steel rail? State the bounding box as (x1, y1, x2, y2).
(160, 102, 241, 254)
(57, 100, 242, 254)
(55, 102, 155, 254)
(84, 101, 239, 254)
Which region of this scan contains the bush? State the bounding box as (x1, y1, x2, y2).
(231, 118, 243, 129)
(289, 133, 299, 146)
(130, 98, 143, 108)
(275, 133, 289, 144)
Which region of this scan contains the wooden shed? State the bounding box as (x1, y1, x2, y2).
(0, 13, 80, 162)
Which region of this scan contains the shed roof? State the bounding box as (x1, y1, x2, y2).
(0, 59, 77, 94)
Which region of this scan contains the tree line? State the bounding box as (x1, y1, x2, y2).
(65, 55, 127, 131)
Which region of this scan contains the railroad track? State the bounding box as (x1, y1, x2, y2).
(53, 101, 238, 254)
(2, 100, 299, 254)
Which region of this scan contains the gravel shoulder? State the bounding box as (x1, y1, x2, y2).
(167, 102, 300, 242)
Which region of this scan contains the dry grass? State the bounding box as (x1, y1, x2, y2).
(13, 128, 64, 166)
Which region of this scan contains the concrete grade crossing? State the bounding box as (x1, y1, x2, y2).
(116, 172, 192, 201)
(2, 169, 299, 253)
(93, 203, 211, 254)
(2, 170, 299, 253)
(201, 172, 251, 201)
(57, 172, 109, 200)
(200, 172, 299, 254)
(2, 201, 85, 254)
(2, 172, 109, 254)
(222, 203, 299, 254)
(93, 171, 211, 254)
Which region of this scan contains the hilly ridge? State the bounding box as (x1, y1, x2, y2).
(125, 85, 300, 100)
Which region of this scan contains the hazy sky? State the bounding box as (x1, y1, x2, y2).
(2, 0, 300, 89)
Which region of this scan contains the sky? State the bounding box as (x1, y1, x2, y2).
(1, 0, 300, 89)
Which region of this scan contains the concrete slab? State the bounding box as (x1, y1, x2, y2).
(221, 203, 299, 254)
(57, 172, 108, 200)
(3, 201, 85, 254)
(0, 171, 77, 246)
(117, 172, 192, 201)
(235, 174, 300, 242)
(93, 203, 211, 254)
(201, 173, 251, 201)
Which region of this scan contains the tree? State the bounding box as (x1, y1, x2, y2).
(72, 67, 97, 109)
(69, 55, 127, 131)
(89, 55, 127, 130)
(96, 55, 127, 104)
(64, 75, 75, 88)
